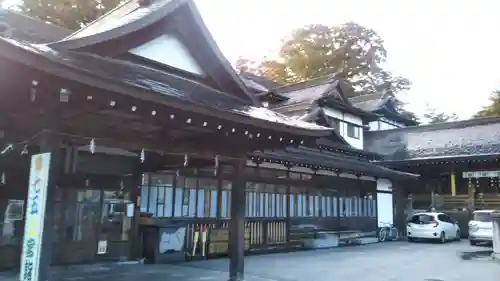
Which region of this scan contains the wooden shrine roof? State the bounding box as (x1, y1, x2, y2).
(349, 93, 418, 126)
(271, 76, 378, 121)
(364, 116, 500, 163)
(0, 9, 71, 43)
(0, 37, 332, 148)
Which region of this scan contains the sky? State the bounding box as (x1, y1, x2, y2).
(194, 0, 500, 120)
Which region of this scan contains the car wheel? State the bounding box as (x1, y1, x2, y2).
(439, 232, 446, 243)
(470, 240, 477, 246)
(408, 237, 415, 242)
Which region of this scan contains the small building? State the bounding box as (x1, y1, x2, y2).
(365, 116, 500, 212)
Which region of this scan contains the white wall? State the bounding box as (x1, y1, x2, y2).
(376, 179, 393, 227)
(368, 118, 406, 131)
(323, 108, 364, 149)
(129, 34, 204, 75)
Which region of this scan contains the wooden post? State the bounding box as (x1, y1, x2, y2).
(129, 162, 143, 260)
(228, 159, 246, 281)
(450, 170, 456, 197)
(468, 178, 475, 210)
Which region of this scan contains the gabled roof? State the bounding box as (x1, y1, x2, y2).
(350, 93, 418, 126)
(349, 93, 388, 111)
(0, 37, 332, 137)
(239, 71, 289, 103)
(240, 71, 282, 90)
(0, 9, 71, 43)
(364, 116, 500, 162)
(273, 75, 378, 121)
(48, 0, 259, 105)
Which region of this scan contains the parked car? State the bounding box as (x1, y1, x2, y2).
(468, 209, 494, 246)
(406, 212, 461, 243)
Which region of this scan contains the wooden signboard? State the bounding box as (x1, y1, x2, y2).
(208, 228, 250, 255)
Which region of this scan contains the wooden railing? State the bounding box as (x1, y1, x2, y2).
(183, 218, 289, 258)
(410, 193, 500, 210)
(179, 216, 378, 261)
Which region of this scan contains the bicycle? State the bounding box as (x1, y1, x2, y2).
(378, 221, 399, 242)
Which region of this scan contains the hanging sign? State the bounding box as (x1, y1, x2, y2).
(20, 153, 51, 281)
(463, 170, 500, 179)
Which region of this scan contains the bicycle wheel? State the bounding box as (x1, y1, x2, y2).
(378, 228, 387, 242)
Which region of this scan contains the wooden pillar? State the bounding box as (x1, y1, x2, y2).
(129, 162, 143, 260)
(393, 180, 406, 235)
(468, 178, 475, 209)
(228, 159, 246, 281)
(450, 170, 456, 196)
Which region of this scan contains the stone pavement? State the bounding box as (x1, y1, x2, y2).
(185, 241, 500, 281)
(0, 263, 276, 281)
(2, 241, 499, 281)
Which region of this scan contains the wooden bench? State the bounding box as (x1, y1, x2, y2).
(288, 228, 319, 249)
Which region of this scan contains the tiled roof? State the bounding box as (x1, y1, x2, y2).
(239, 71, 282, 90)
(0, 38, 331, 134)
(253, 147, 418, 180)
(276, 83, 332, 107)
(240, 76, 268, 92)
(364, 117, 500, 161)
(273, 76, 334, 107)
(349, 93, 388, 112)
(0, 9, 71, 43)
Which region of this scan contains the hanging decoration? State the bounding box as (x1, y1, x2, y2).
(201, 224, 207, 258)
(176, 170, 180, 177)
(0, 144, 13, 155)
(214, 155, 219, 176)
(1, 172, 5, 185)
(184, 154, 188, 167)
(20, 144, 28, 155)
(89, 138, 96, 154)
(140, 149, 145, 163)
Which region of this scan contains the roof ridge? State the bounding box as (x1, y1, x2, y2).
(349, 92, 385, 103)
(368, 116, 500, 133)
(274, 75, 334, 93)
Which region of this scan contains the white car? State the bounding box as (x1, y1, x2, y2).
(469, 210, 494, 246)
(407, 212, 461, 243)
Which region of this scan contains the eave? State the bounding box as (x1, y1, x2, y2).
(48, 0, 260, 105)
(0, 38, 333, 141)
(375, 106, 418, 126)
(376, 153, 500, 168)
(250, 147, 419, 181)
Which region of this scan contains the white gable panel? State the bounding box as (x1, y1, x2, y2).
(130, 34, 204, 75)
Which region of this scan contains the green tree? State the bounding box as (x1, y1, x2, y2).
(423, 104, 459, 124)
(13, 0, 123, 30)
(238, 22, 411, 97)
(475, 90, 500, 117)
